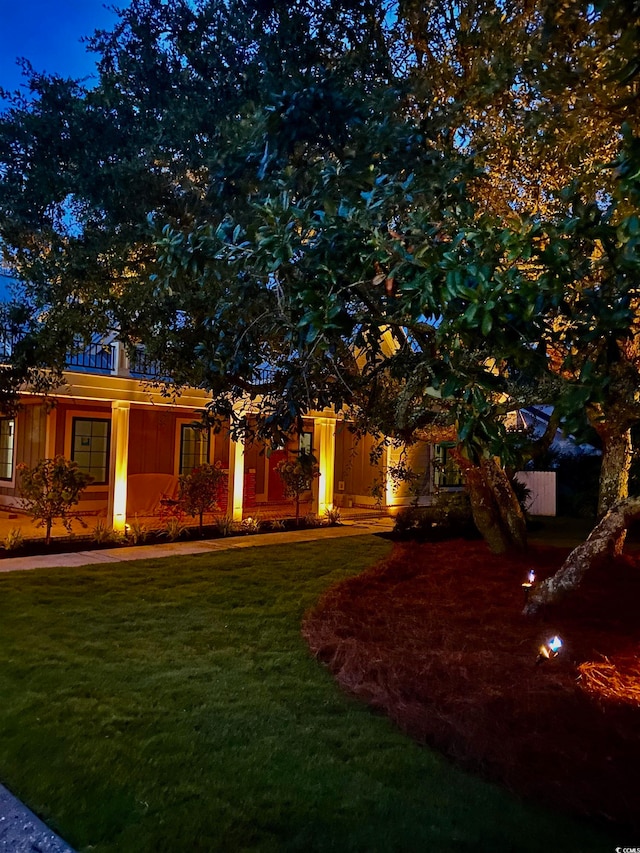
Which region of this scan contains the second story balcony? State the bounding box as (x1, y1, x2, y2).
(0, 326, 165, 381)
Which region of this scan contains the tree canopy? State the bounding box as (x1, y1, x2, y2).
(1, 0, 639, 552)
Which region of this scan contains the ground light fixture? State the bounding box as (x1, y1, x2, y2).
(521, 569, 536, 603)
(537, 635, 563, 664)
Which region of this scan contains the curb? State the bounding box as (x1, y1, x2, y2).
(0, 785, 74, 852)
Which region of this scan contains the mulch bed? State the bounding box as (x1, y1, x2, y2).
(302, 537, 640, 832)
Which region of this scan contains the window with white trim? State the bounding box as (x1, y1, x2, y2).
(71, 417, 110, 484)
(0, 418, 15, 481)
(179, 424, 209, 475)
(433, 443, 463, 488)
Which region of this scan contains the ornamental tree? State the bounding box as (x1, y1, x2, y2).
(177, 462, 225, 534)
(18, 456, 93, 545)
(275, 451, 320, 524)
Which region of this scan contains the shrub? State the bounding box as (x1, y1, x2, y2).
(241, 516, 260, 534)
(3, 527, 24, 551)
(215, 515, 236, 537)
(324, 507, 342, 526)
(393, 492, 477, 541)
(126, 514, 148, 545)
(18, 456, 93, 545)
(91, 519, 126, 545)
(162, 517, 187, 542)
(92, 519, 114, 544)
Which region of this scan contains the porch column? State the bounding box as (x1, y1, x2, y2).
(227, 435, 245, 522)
(385, 443, 395, 509)
(315, 417, 336, 517)
(107, 401, 130, 533)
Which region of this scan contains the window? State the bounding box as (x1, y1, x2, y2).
(179, 424, 209, 475)
(71, 418, 110, 484)
(299, 431, 313, 455)
(0, 418, 15, 481)
(433, 443, 463, 488)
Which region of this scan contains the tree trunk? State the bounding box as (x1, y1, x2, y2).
(463, 465, 512, 553)
(45, 518, 52, 547)
(481, 457, 528, 551)
(525, 496, 640, 614)
(455, 452, 527, 554)
(597, 427, 632, 555)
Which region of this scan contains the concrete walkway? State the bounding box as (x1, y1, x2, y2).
(0, 785, 74, 852)
(0, 519, 393, 852)
(0, 517, 393, 574)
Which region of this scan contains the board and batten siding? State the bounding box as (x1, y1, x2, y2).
(514, 471, 557, 516)
(0, 404, 48, 499)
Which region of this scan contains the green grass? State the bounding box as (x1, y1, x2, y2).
(0, 536, 615, 852)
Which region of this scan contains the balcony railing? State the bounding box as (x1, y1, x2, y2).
(129, 347, 164, 378)
(0, 326, 277, 389)
(66, 342, 115, 373)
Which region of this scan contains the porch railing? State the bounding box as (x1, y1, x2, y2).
(129, 346, 164, 379)
(66, 342, 115, 373)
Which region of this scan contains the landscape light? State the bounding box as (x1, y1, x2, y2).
(521, 569, 536, 603)
(537, 635, 563, 664)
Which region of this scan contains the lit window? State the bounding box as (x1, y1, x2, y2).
(0, 418, 15, 481)
(180, 424, 209, 475)
(433, 443, 463, 488)
(71, 418, 110, 484)
(299, 431, 313, 455)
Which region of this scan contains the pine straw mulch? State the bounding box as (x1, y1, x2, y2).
(302, 537, 640, 832)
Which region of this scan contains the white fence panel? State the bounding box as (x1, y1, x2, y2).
(514, 471, 556, 516)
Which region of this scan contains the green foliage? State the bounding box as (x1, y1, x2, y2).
(177, 462, 225, 533)
(126, 515, 148, 545)
(324, 506, 342, 525)
(240, 516, 261, 534)
(393, 492, 476, 541)
(2, 0, 640, 546)
(275, 451, 320, 499)
(510, 477, 532, 519)
(91, 519, 125, 545)
(215, 514, 237, 537)
(18, 456, 93, 545)
(275, 450, 320, 523)
(162, 517, 187, 542)
(2, 527, 24, 551)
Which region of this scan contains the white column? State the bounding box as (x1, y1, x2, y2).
(227, 435, 245, 522)
(107, 401, 130, 532)
(315, 417, 336, 517)
(385, 443, 395, 509)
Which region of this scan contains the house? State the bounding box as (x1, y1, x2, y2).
(0, 327, 449, 532)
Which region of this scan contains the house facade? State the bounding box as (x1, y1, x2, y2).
(0, 339, 448, 531)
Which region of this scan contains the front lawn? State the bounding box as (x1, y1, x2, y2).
(0, 536, 614, 851)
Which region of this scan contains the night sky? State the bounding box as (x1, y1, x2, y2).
(0, 0, 124, 99)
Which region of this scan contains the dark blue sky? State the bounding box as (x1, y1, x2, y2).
(0, 1, 125, 98)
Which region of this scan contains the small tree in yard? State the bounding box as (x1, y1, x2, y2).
(275, 451, 320, 526)
(177, 462, 225, 534)
(18, 456, 93, 546)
